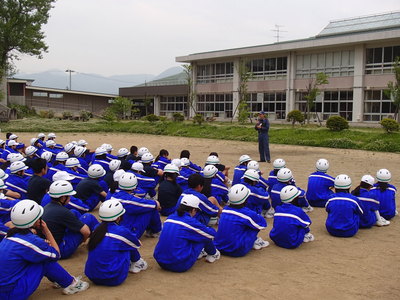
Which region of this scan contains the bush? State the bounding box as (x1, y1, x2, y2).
(172, 112, 184, 122)
(38, 110, 54, 119)
(326, 115, 349, 131)
(193, 114, 204, 125)
(48, 110, 55, 119)
(62, 111, 73, 120)
(287, 110, 304, 126)
(144, 114, 160, 122)
(380, 118, 399, 133)
(102, 107, 117, 121)
(159, 116, 167, 122)
(80, 110, 91, 122)
(9, 104, 36, 118)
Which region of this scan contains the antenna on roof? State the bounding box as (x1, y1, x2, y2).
(271, 24, 287, 42)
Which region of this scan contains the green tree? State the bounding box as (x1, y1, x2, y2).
(110, 96, 132, 120)
(183, 64, 196, 120)
(0, 0, 55, 97)
(304, 72, 329, 125)
(233, 60, 252, 124)
(287, 109, 304, 127)
(384, 57, 400, 122)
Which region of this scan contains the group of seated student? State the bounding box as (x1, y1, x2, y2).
(0, 132, 397, 298)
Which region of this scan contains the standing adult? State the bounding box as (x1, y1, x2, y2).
(255, 111, 271, 163)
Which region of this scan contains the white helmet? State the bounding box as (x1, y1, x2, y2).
(273, 158, 286, 169)
(95, 147, 107, 156)
(38, 133, 46, 139)
(103, 144, 113, 152)
(239, 154, 251, 164)
(376, 169, 391, 183)
(131, 162, 145, 173)
(49, 180, 76, 198)
(30, 137, 38, 146)
(109, 159, 122, 172)
(88, 164, 106, 178)
(141, 152, 154, 163)
(7, 140, 18, 147)
(280, 185, 301, 203)
(10, 161, 28, 173)
(65, 157, 80, 168)
(138, 147, 149, 157)
(247, 160, 260, 171)
(243, 169, 260, 182)
(206, 155, 220, 165)
(77, 139, 88, 146)
(316, 158, 329, 172)
(277, 168, 293, 182)
(0, 169, 9, 180)
(180, 194, 200, 209)
(118, 172, 138, 190)
(99, 199, 126, 221)
(74, 146, 86, 157)
(0, 179, 7, 189)
(70, 141, 77, 146)
(9, 134, 18, 140)
(9, 153, 26, 163)
(164, 163, 180, 174)
(171, 158, 182, 168)
(361, 175, 375, 186)
(203, 165, 218, 178)
(56, 152, 69, 161)
(48, 132, 56, 138)
(46, 140, 56, 147)
(52, 171, 75, 182)
(11, 200, 43, 229)
(41, 151, 53, 162)
(229, 184, 250, 205)
(113, 169, 125, 182)
(0, 139, 5, 146)
(25, 146, 37, 156)
(64, 143, 75, 153)
(117, 148, 130, 158)
(334, 174, 352, 189)
(181, 157, 190, 167)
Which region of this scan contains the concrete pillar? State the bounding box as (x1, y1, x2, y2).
(153, 96, 160, 116)
(232, 59, 240, 119)
(353, 45, 365, 122)
(287, 51, 296, 114)
(190, 63, 197, 118)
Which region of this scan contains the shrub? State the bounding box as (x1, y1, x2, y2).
(159, 116, 167, 122)
(62, 111, 73, 120)
(326, 115, 349, 131)
(380, 118, 399, 133)
(80, 110, 91, 122)
(47, 110, 55, 119)
(287, 110, 304, 127)
(102, 107, 117, 121)
(172, 112, 184, 122)
(193, 114, 204, 125)
(237, 102, 250, 124)
(39, 110, 55, 119)
(144, 114, 160, 122)
(9, 104, 36, 118)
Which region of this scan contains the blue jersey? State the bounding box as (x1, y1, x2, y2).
(5, 174, 29, 200)
(357, 188, 379, 228)
(128, 171, 157, 198)
(215, 206, 266, 257)
(41, 194, 89, 215)
(0, 223, 8, 242)
(209, 177, 229, 204)
(256, 175, 269, 191)
(0, 198, 19, 224)
(85, 222, 141, 286)
(188, 161, 202, 173)
(306, 171, 335, 207)
(232, 165, 247, 185)
(270, 182, 308, 208)
(152, 157, 170, 170)
(371, 184, 397, 220)
(269, 203, 311, 248)
(45, 163, 69, 181)
(177, 189, 219, 225)
(241, 181, 270, 214)
(176, 167, 196, 191)
(266, 170, 278, 193)
(153, 211, 216, 272)
(93, 159, 110, 172)
(325, 192, 364, 237)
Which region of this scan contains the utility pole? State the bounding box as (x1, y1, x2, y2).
(65, 69, 75, 90)
(271, 25, 287, 42)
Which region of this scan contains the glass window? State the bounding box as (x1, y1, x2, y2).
(384, 47, 393, 63)
(366, 49, 374, 64)
(373, 48, 383, 64)
(252, 59, 264, 73)
(33, 92, 48, 97)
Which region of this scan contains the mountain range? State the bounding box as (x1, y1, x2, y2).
(15, 66, 183, 95)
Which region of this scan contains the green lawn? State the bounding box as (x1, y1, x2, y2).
(1, 117, 399, 153)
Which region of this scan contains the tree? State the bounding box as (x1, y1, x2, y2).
(384, 57, 400, 122)
(183, 64, 197, 120)
(304, 72, 329, 125)
(110, 96, 132, 120)
(233, 60, 252, 124)
(287, 109, 304, 127)
(0, 0, 55, 89)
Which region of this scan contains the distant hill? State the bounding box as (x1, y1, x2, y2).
(15, 66, 183, 95)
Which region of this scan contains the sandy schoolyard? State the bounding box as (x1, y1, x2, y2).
(13, 132, 399, 300)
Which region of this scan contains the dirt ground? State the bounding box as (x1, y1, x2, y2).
(13, 132, 400, 300)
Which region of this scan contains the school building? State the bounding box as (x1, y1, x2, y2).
(121, 11, 400, 123)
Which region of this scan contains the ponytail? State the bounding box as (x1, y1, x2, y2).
(88, 222, 108, 251)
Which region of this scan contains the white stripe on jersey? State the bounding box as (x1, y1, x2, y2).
(211, 183, 229, 192)
(249, 192, 269, 200)
(308, 174, 335, 182)
(112, 197, 156, 209)
(105, 232, 140, 248)
(222, 209, 266, 230)
(325, 197, 364, 214)
(7, 237, 57, 258)
(358, 197, 379, 205)
(68, 201, 89, 212)
(164, 219, 214, 239)
(5, 182, 27, 193)
(274, 212, 311, 226)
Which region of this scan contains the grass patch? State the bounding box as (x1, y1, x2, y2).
(1, 117, 399, 153)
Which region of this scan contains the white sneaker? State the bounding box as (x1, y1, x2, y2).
(62, 276, 89, 295)
(208, 217, 218, 226)
(145, 230, 160, 238)
(303, 233, 315, 243)
(129, 258, 148, 273)
(253, 237, 269, 250)
(205, 250, 220, 263)
(302, 206, 314, 213)
(197, 249, 207, 260)
(266, 208, 275, 218)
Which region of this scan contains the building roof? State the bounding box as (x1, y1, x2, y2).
(135, 72, 187, 87)
(317, 11, 400, 37)
(26, 86, 117, 98)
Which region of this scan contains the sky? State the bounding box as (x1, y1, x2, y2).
(15, 0, 400, 77)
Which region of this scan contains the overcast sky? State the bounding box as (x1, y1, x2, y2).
(15, 0, 400, 76)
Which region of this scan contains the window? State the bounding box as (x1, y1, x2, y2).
(159, 96, 188, 116)
(49, 93, 63, 98)
(363, 90, 396, 121)
(247, 92, 286, 120)
(365, 45, 400, 74)
(196, 94, 233, 118)
(196, 62, 234, 84)
(33, 92, 48, 97)
(247, 57, 287, 80)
